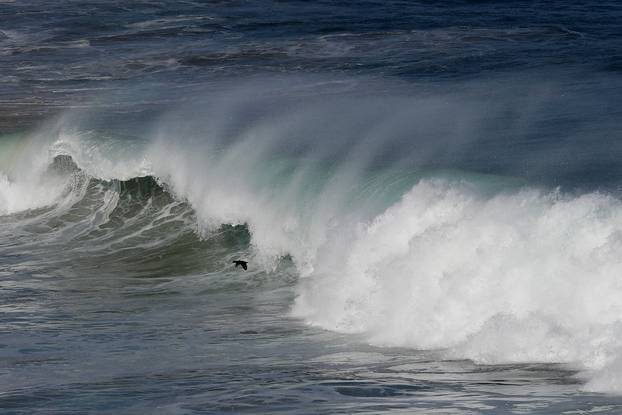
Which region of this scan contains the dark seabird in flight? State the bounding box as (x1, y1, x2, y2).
(233, 260, 248, 270)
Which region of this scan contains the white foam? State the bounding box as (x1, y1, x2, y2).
(0, 172, 67, 214)
(291, 180, 622, 392)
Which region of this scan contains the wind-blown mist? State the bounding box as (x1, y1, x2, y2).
(2, 75, 622, 393)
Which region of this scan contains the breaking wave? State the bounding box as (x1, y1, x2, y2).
(3, 76, 622, 393)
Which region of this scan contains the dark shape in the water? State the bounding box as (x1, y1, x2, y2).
(233, 260, 248, 270)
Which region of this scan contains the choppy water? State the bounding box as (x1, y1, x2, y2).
(2, 1, 622, 414)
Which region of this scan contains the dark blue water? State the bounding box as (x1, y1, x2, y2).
(3, 1, 622, 414)
(1, 1, 621, 117)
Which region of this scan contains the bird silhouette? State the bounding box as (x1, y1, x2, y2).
(233, 260, 248, 270)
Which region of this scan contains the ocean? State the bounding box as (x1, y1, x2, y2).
(2, 1, 622, 413)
